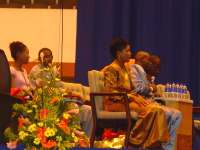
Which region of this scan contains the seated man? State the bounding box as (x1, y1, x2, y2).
(146, 54, 161, 83)
(128, 50, 153, 97)
(102, 38, 182, 150)
(129, 50, 182, 150)
(29, 48, 93, 137)
(29, 48, 60, 88)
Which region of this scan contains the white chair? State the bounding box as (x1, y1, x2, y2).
(88, 70, 137, 148)
(81, 85, 90, 102)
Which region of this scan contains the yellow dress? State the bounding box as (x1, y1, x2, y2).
(101, 61, 169, 149)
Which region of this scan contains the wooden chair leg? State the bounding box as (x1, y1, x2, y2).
(124, 121, 132, 148)
(90, 121, 96, 147)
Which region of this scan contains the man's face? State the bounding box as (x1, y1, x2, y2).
(41, 50, 53, 66)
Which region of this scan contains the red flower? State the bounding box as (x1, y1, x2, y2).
(102, 129, 119, 140)
(39, 108, 49, 120)
(18, 117, 24, 128)
(37, 128, 46, 143)
(57, 118, 70, 134)
(10, 88, 21, 96)
(10, 88, 26, 103)
(41, 140, 57, 149)
(79, 138, 89, 147)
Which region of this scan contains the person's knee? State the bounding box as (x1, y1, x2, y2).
(172, 110, 182, 129)
(80, 105, 92, 112)
(177, 111, 182, 124)
(174, 109, 182, 120)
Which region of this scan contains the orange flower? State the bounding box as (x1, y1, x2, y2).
(41, 140, 57, 149)
(18, 117, 24, 129)
(37, 128, 46, 143)
(49, 98, 59, 104)
(79, 138, 89, 147)
(39, 108, 49, 120)
(57, 118, 70, 134)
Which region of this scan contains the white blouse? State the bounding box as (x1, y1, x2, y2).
(10, 66, 30, 89)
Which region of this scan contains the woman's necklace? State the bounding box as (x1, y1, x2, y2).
(21, 70, 29, 88)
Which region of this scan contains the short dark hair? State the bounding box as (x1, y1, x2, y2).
(9, 41, 27, 60)
(142, 54, 161, 76)
(38, 48, 52, 61)
(110, 38, 130, 58)
(149, 55, 160, 65)
(134, 50, 150, 62)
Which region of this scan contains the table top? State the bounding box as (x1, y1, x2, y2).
(155, 97, 193, 104)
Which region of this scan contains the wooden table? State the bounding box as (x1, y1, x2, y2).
(161, 98, 193, 150)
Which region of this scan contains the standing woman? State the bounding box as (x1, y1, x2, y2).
(9, 41, 30, 89)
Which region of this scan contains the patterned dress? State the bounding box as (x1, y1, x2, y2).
(102, 61, 171, 149)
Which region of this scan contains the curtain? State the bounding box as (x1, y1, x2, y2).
(75, 0, 200, 105)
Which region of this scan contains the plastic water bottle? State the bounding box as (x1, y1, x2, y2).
(179, 84, 184, 99)
(171, 83, 176, 98)
(184, 86, 190, 100)
(164, 83, 170, 98)
(186, 90, 191, 100)
(182, 85, 187, 99)
(169, 83, 172, 98)
(176, 84, 181, 99)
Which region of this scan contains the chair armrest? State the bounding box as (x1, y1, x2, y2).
(90, 92, 130, 112)
(90, 92, 129, 114)
(90, 92, 127, 97)
(90, 91, 131, 125)
(154, 98, 166, 105)
(90, 91, 132, 147)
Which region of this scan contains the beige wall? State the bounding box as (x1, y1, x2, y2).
(0, 8, 77, 63)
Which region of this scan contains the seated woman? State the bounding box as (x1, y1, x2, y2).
(9, 41, 30, 89)
(101, 38, 182, 150)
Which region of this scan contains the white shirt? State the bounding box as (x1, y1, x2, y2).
(29, 64, 61, 88)
(129, 64, 151, 95)
(10, 66, 30, 89)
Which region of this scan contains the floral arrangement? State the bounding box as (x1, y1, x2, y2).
(4, 66, 89, 149)
(94, 129, 125, 149)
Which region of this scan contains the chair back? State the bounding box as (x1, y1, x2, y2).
(82, 85, 90, 101)
(0, 50, 11, 94)
(64, 82, 84, 99)
(88, 70, 105, 114)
